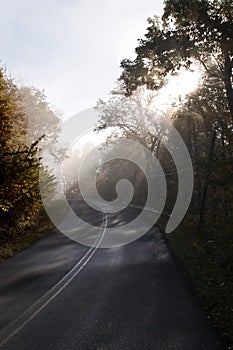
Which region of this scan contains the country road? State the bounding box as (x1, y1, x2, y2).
(0, 201, 225, 350)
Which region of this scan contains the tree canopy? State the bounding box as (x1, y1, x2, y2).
(0, 68, 57, 244)
(95, 2, 233, 343)
(120, 0, 233, 118)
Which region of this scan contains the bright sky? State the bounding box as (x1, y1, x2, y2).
(0, 0, 163, 119)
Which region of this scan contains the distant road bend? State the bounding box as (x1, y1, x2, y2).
(0, 200, 225, 349)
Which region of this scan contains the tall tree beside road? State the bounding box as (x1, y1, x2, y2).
(120, 0, 233, 118)
(0, 68, 56, 244)
(109, 3, 233, 343)
(19, 86, 65, 164)
(118, 0, 233, 232)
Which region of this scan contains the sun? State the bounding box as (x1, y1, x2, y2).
(168, 68, 201, 96)
(156, 65, 202, 110)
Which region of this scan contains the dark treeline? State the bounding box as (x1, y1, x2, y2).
(94, 0, 233, 346)
(97, 0, 233, 235)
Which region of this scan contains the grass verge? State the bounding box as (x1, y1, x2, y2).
(0, 209, 54, 262)
(160, 218, 233, 349)
(0, 200, 69, 262)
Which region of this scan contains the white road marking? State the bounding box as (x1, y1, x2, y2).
(0, 213, 107, 348)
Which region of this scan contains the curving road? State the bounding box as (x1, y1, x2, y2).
(0, 201, 225, 349)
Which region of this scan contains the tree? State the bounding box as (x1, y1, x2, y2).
(19, 86, 65, 164)
(163, 0, 233, 117)
(0, 68, 20, 150)
(118, 1, 233, 233)
(0, 68, 56, 243)
(173, 71, 233, 232)
(94, 84, 174, 206)
(120, 1, 233, 119)
(96, 84, 164, 156)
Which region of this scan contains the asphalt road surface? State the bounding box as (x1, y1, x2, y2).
(0, 201, 225, 349)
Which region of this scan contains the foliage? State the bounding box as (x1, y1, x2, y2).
(164, 224, 233, 348)
(19, 86, 65, 164)
(97, 1, 233, 345)
(96, 84, 164, 153)
(94, 85, 166, 203)
(0, 68, 56, 245)
(120, 0, 233, 117)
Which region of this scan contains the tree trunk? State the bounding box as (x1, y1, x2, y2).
(198, 129, 216, 234)
(223, 54, 233, 122)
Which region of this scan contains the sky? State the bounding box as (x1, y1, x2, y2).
(0, 0, 163, 119)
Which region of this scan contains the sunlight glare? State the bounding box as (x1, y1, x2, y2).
(156, 66, 202, 111)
